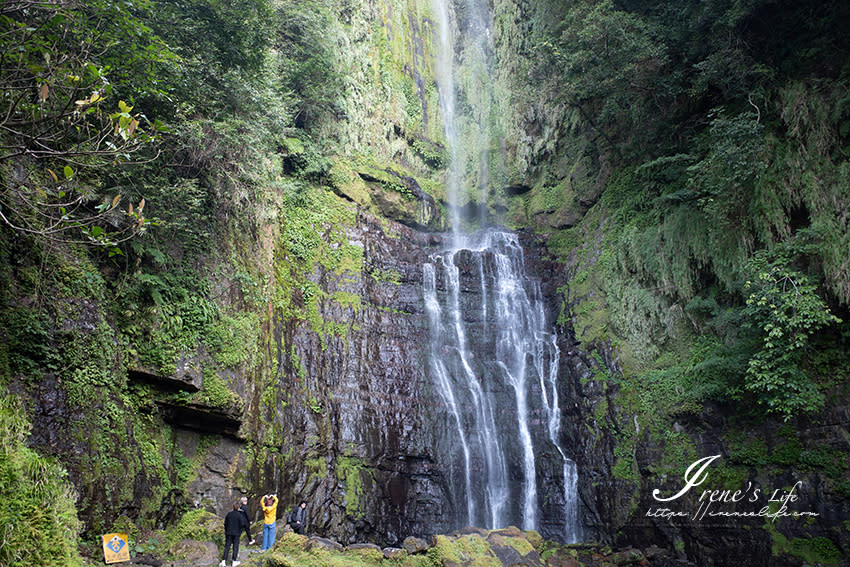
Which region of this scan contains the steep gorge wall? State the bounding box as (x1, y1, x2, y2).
(237, 210, 579, 546)
(4, 0, 849, 564)
(485, 0, 850, 564)
(252, 212, 440, 545)
(0, 0, 455, 543)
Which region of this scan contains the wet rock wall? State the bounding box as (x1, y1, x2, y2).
(244, 213, 582, 546)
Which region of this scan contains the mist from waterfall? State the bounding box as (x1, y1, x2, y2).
(427, 0, 580, 543)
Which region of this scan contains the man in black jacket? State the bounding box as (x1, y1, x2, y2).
(220, 501, 247, 567)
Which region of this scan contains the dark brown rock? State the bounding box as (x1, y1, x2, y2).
(609, 548, 644, 565)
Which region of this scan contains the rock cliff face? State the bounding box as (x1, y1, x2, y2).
(557, 337, 850, 567)
(6, 0, 848, 562)
(256, 212, 438, 545)
(232, 212, 579, 546)
(17, 204, 848, 563)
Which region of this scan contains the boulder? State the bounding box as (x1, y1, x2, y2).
(309, 536, 344, 552)
(452, 526, 489, 538)
(403, 536, 430, 554)
(609, 548, 644, 565)
(166, 539, 218, 565)
(383, 547, 406, 559)
(487, 532, 542, 567)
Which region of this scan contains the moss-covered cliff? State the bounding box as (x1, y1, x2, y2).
(0, 0, 452, 560)
(1, 0, 849, 565)
(486, 0, 850, 564)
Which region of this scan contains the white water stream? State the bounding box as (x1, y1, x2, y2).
(424, 232, 580, 541)
(426, 0, 580, 542)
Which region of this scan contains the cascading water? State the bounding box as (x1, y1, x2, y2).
(424, 232, 580, 541)
(426, 0, 580, 543)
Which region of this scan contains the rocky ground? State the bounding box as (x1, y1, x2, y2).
(118, 521, 694, 567)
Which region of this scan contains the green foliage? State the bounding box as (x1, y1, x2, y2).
(3, 306, 51, 377)
(533, 0, 668, 154)
(765, 521, 843, 567)
(275, 184, 363, 348)
(133, 536, 164, 557)
(120, 261, 261, 388)
(727, 431, 807, 469)
(783, 537, 842, 566)
(525, 0, 850, 406)
(429, 535, 462, 565)
(165, 508, 220, 548)
(123, 273, 218, 374)
(308, 395, 324, 414)
(0, 1, 167, 249)
(741, 251, 841, 419)
(281, 135, 333, 182)
(0, 0, 170, 154)
(423, 534, 501, 567)
(369, 268, 403, 285)
(499, 534, 534, 557)
(147, 0, 274, 115)
(274, 0, 346, 130)
(198, 366, 242, 409)
(206, 311, 260, 368)
(0, 395, 83, 567)
(798, 445, 849, 480)
(304, 454, 329, 484)
(554, 89, 848, 421)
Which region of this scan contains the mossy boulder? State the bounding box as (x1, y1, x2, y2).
(486, 530, 541, 567)
(424, 531, 547, 567)
(168, 539, 218, 563)
(167, 509, 222, 548)
(403, 536, 431, 554)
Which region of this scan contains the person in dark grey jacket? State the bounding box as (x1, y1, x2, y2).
(290, 501, 307, 535)
(220, 501, 248, 567)
(238, 496, 255, 545)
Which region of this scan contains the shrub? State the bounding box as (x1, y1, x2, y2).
(0, 395, 83, 567)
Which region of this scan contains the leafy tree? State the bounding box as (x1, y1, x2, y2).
(147, 0, 274, 115)
(0, 0, 169, 247)
(742, 250, 841, 419)
(274, 0, 346, 130)
(534, 0, 668, 155)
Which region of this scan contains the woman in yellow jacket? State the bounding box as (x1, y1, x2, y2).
(260, 494, 278, 550)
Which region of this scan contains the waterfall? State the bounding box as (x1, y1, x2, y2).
(424, 232, 579, 540)
(426, 0, 580, 543)
(432, 0, 461, 238)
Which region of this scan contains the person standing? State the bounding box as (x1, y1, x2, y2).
(220, 501, 246, 567)
(291, 501, 307, 535)
(238, 496, 255, 545)
(260, 494, 279, 551)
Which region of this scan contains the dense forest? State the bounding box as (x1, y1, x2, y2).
(1, 0, 849, 565)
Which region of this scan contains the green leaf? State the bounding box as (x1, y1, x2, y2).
(63, 165, 74, 179)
